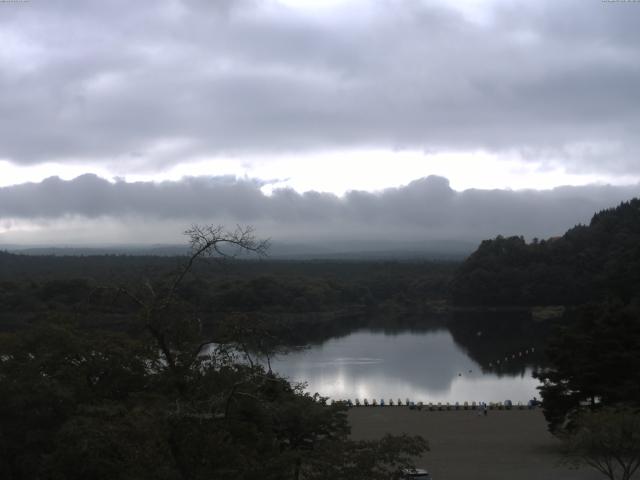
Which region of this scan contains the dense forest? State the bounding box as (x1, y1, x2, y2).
(0, 250, 453, 341)
(450, 199, 640, 436)
(451, 198, 640, 307)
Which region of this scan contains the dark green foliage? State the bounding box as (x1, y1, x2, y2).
(0, 318, 427, 480)
(451, 198, 640, 306)
(561, 408, 640, 480)
(0, 321, 152, 480)
(206, 275, 346, 313)
(535, 302, 640, 433)
(0, 256, 454, 333)
(38, 279, 93, 305)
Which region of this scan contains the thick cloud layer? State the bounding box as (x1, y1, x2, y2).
(1, 175, 638, 247)
(1, 0, 639, 175)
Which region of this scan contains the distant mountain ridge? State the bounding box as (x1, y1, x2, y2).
(451, 198, 640, 306)
(1, 239, 475, 260)
(0, 245, 191, 257)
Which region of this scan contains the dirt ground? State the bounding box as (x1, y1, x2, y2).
(349, 407, 604, 480)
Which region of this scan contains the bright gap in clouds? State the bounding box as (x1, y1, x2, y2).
(2, 150, 637, 195)
(244, 150, 639, 195)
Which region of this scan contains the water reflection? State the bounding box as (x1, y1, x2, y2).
(447, 310, 548, 376)
(270, 327, 542, 403)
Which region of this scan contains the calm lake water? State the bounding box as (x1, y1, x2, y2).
(270, 328, 541, 404)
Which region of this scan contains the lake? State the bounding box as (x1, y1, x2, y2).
(270, 325, 543, 404)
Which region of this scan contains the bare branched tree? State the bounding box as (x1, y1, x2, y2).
(165, 224, 269, 309)
(113, 225, 269, 380)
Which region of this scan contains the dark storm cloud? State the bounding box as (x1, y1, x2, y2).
(1, 175, 639, 244)
(0, 0, 639, 173)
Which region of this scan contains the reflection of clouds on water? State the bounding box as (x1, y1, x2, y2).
(271, 330, 540, 402)
(304, 357, 384, 368)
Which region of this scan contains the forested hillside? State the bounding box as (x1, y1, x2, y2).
(451, 198, 640, 306)
(0, 253, 453, 334)
(450, 199, 640, 434)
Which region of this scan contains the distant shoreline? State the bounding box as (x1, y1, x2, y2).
(445, 304, 565, 320)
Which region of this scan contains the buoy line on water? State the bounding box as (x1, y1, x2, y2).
(487, 346, 536, 368)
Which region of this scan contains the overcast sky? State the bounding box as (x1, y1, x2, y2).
(1, 0, 639, 247)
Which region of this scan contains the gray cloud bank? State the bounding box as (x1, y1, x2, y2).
(1, 0, 639, 174)
(1, 175, 639, 248)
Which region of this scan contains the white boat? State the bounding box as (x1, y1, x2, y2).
(401, 467, 432, 479)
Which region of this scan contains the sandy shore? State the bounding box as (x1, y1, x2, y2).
(349, 407, 602, 480)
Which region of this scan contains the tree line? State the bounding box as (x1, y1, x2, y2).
(0, 226, 428, 480)
(451, 198, 640, 307)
